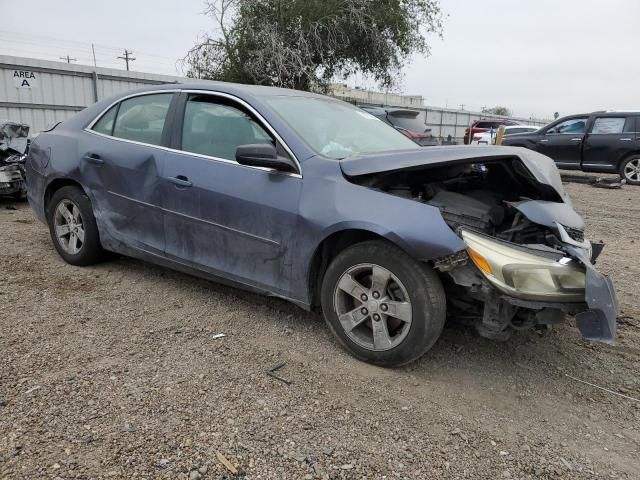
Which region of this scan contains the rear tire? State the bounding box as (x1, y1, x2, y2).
(320, 240, 446, 367)
(619, 155, 640, 185)
(47, 186, 106, 266)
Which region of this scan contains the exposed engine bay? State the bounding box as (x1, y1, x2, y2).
(347, 157, 613, 342)
(352, 159, 581, 246)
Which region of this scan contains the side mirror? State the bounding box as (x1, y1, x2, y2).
(235, 144, 297, 173)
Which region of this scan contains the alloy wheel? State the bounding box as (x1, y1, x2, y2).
(333, 263, 413, 351)
(624, 159, 640, 182)
(53, 199, 85, 255)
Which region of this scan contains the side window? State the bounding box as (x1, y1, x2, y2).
(546, 118, 588, 134)
(181, 96, 274, 161)
(624, 117, 637, 133)
(92, 105, 118, 136)
(111, 93, 173, 146)
(590, 117, 626, 134)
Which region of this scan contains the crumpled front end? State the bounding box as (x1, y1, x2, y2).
(342, 147, 618, 343)
(0, 120, 30, 198)
(459, 227, 617, 343)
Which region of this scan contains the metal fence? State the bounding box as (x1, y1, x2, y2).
(340, 95, 551, 143)
(0, 55, 182, 133)
(1, 54, 552, 140)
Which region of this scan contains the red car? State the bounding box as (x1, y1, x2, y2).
(464, 119, 519, 144)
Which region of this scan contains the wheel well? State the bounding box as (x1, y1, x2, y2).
(617, 151, 640, 170)
(44, 179, 85, 216)
(308, 229, 386, 311)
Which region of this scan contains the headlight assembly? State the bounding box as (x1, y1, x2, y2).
(461, 229, 586, 301)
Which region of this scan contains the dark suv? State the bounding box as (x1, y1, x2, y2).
(360, 106, 438, 146)
(502, 111, 640, 184)
(464, 119, 520, 144)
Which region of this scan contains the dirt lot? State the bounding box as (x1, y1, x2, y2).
(1, 176, 639, 480)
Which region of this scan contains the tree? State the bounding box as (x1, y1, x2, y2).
(482, 106, 512, 117)
(183, 0, 443, 92)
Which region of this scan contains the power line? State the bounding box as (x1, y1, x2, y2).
(117, 49, 136, 71)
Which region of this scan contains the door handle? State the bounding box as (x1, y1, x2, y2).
(619, 138, 632, 141)
(538, 139, 549, 143)
(168, 175, 192, 187)
(570, 138, 582, 141)
(83, 153, 104, 165)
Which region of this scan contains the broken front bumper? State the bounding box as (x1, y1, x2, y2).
(461, 229, 619, 344)
(0, 164, 26, 196)
(572, 249, 618, 344)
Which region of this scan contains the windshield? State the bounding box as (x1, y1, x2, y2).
(264, 96, 417, 159)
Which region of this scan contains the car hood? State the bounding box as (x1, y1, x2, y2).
(340, 145, 566, 199)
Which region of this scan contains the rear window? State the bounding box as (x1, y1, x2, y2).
(92, 105, 118, 136)
(590, 117, 635, 134)
(475, 120, 519, 129)
(475, 121, 501, 129)
(111, 93, 173, 146)
(506, 127, 537, 135)
(387, 110, 428, 133)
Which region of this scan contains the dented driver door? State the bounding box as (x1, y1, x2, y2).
(159, 93, 302, 296)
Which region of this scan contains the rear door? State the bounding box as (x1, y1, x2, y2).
(82, 92, 177, 253)
(535, 116, 589, 169)
(582, 115, 637, 172)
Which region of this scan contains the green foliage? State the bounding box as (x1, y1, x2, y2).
(184, 0, 443, 91)
(482, 106, 512, 117)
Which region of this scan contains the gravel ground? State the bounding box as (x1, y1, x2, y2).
(1, 176, 639, 479)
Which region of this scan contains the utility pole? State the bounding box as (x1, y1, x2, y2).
(117, 49, 136, 71)
(60, 55, 77, 64)
(458, 104, 465, 111)
(91, 43, 97, 68)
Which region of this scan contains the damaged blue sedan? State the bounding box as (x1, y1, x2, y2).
(26, 83, 618, 366)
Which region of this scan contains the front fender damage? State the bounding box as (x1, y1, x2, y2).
(343, 149, 619, 344)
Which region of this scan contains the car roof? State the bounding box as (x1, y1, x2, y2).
(556, 111, 640, 120)
(360, 105, 423, 114)
(113, 79, 330, 101)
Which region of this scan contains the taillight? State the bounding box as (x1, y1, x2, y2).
(399, 129, 419, 139)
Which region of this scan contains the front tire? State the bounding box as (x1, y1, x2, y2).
(47, 186, 106, 266)
(320, 240, 446, 367)
(620, 155, 640, 185)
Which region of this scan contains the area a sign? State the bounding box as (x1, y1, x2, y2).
(13, 70, 37, 89)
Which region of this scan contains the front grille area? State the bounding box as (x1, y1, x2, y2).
(564, 225, 585, 242)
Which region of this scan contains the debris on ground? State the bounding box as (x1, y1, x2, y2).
(266, 361, 292, 385)
(565, 374, 640, 402)
(561, 172, 625, 189)
(215, 451, 239, 475)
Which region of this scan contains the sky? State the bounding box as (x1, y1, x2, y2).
(2, 0, 639, 119)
